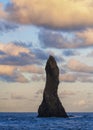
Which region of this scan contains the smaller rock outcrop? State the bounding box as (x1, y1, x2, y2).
(38, 56, 68, 117)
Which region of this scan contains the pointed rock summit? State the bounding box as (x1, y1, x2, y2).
(38, 56, 68, 117)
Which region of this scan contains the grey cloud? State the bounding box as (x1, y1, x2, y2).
(68, 59, 93, 74)
(0, 20, 19, 33)
(87, 51, 93, 57)
(60, 72, 93, 83)
(39, 30, 65, 48)
(63, 50, 78, 56)
(13, 41, 33, 49)
(0, 53, 36, 66)
(77, 73, 93, 83)
(0, 50, 6, 55)
(39, 29, 93, 49)
(0, 73, 28, 83)
(32, 48, 48, 60)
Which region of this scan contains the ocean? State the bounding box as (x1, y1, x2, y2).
(0, 112, 93, 130)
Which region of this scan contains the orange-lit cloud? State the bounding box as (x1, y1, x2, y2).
(68, 59, 93, 73)
(0, 42, 30, 56)
(6, 0, 93, 30)
(0, 65, 16, 76)
(0, 65, 28, 83)
(77, 29, 93, 46)
(20, 65, 43, 74)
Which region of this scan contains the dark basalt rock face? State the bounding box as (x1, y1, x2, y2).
(38, 56, 68, 117)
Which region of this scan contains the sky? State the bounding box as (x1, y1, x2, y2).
(0, 0, 93, 112)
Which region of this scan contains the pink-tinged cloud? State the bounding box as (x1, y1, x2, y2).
(0, 65, 16, 76)
(68, 59, 93, 73)
(76, 29, 93, 47)
(0, 65, 28, 83)
(20, 65, 43, 74)
(0, 43, 30, 56)
(6, 0, 93, 30)
(14, 73, 28, 83)
(60, 73, 77, 82)
(0, 42, 39, 66)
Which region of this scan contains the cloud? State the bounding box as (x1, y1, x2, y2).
(31, 74, 43, 81)
(0, 65, 28, 83)
(0, 42, 45, 82)
(0, 64, 44, 83)
(39, 30, 64, 48)
(60, 73, 77, 82)
(63, 50, 78, 56)
(14, 73, 28, 83)
(60, 71, 93, 83)
(77, 73, 93, 83)
(0, 42, 46, 82)
(76, 29, 93, 47)
(0, 42, 30, 56)
(5, 0, 93, 30)
(60, 59, 93, 82)
(39, 29, 93, 49)
(0, 4, 18, 34)
(68, 59, 93, 73)
(0, 20, 19, 33)
(0, 42, 50, 66)
(0, 3, 6, 19)
(87, 51, 93, 57)
(0, 65, 16, 76)
(20, 65, 43, 74)
(0, 50, 6, 55)
(14, 41, 33, 49)
(32, 48, 48, 60)
(0, 53, 36, 66)
(59, 90, 75, 98)
(0, 43, 39, 66)
(0, 74, 28, 83)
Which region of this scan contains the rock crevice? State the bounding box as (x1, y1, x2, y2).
(38, 56, 68, 117)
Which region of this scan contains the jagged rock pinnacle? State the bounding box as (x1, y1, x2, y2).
(38, 55, 68, 117)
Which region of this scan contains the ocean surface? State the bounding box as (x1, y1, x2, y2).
(0, 112, 93, 130)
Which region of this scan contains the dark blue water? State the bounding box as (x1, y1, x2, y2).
(0, 112, 93, 130)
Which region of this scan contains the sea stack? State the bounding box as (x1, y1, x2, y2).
(38, 55, 68, 117)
